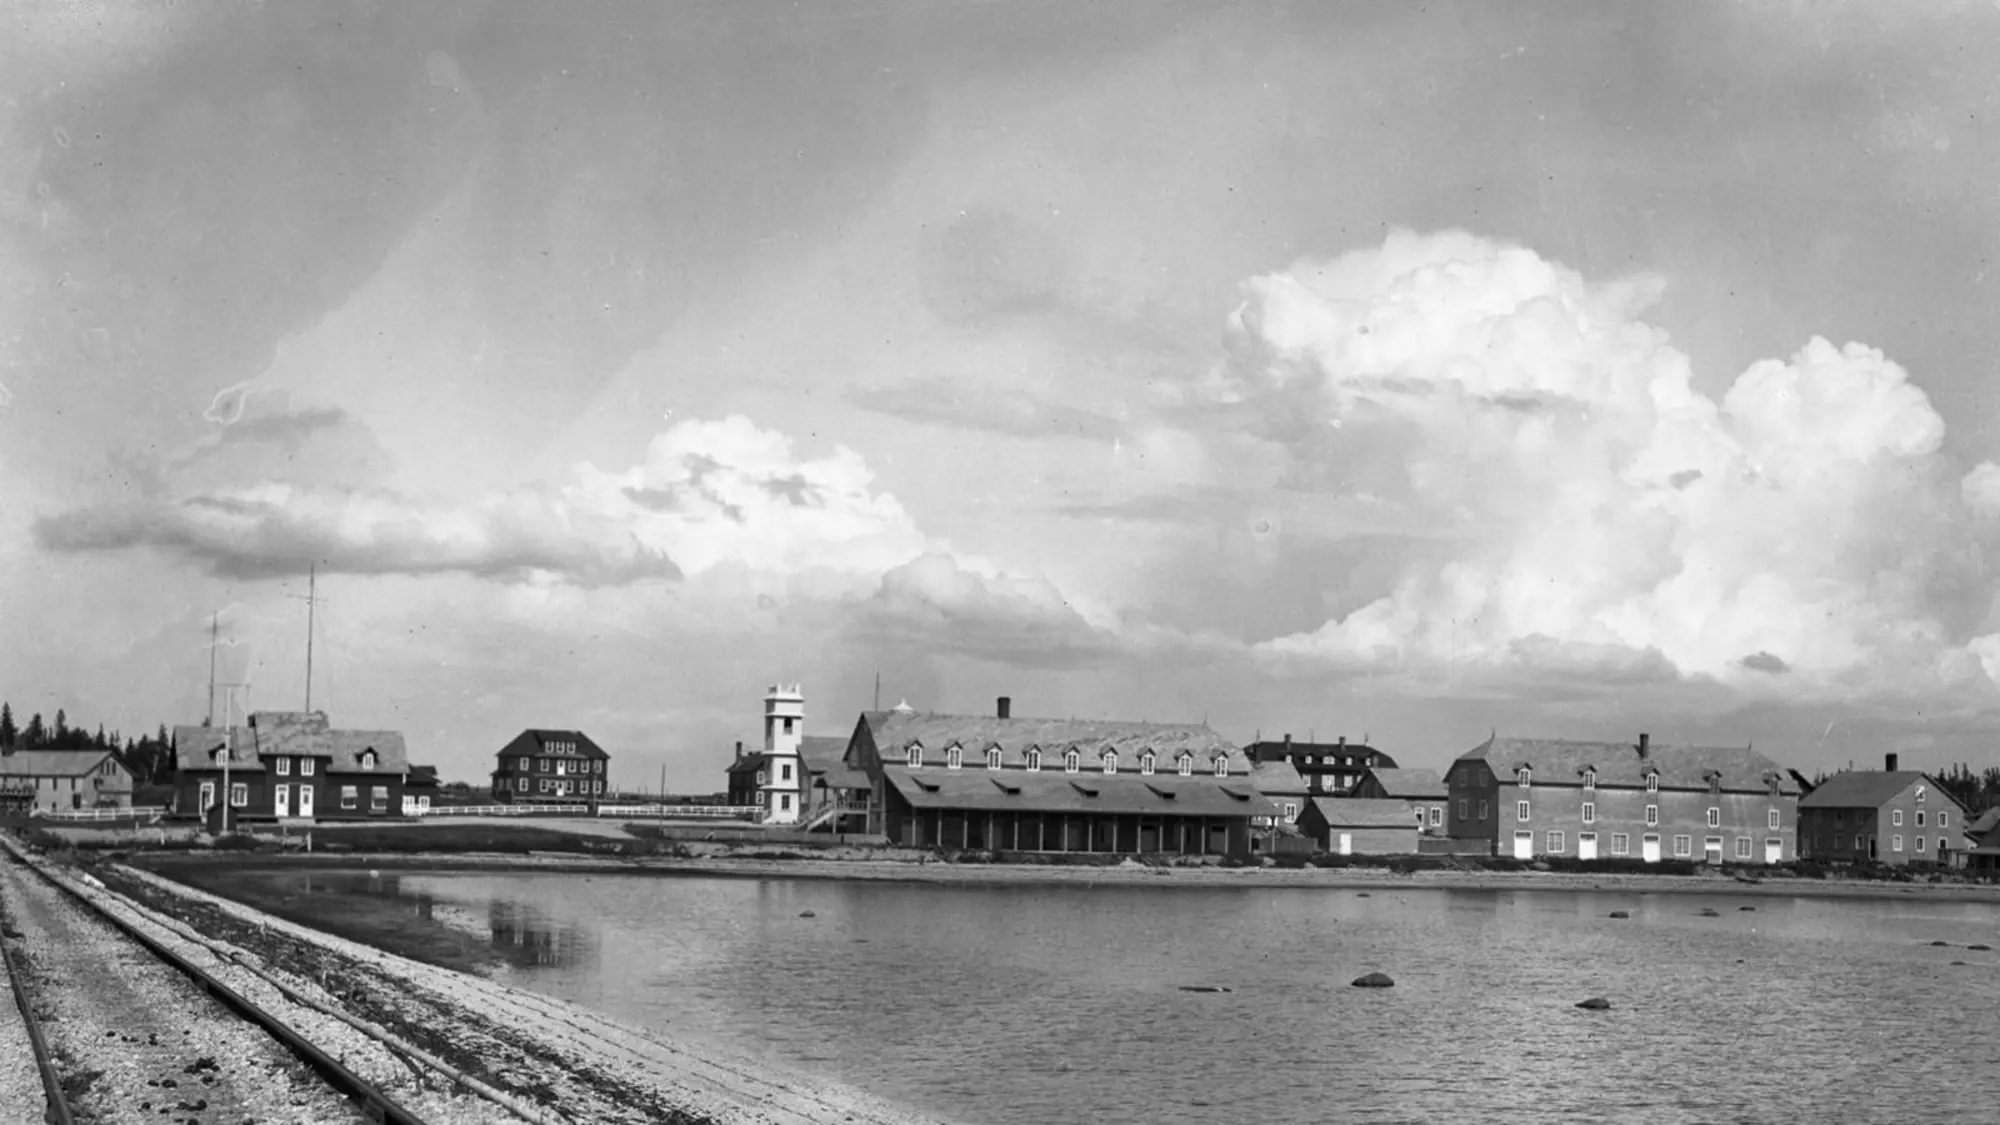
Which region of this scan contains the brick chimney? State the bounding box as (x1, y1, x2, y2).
(1637, 732, 1651, 759)
(997, 697, 1011, 720)
(734, 740, 743, 762)
(1886, 752, 1899, 772)
(1338, 735, 1346, 748)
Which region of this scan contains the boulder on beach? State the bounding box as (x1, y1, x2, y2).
(1608, 911, 1630, 919)
(1575, 997, 1611, 1010)
(1351, 972, 1395, 989)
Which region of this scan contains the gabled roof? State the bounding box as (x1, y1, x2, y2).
(1248, 761, 1311, 796)
(1456, 735, 1798, 793)
(859, 710, 1248, 772)
(1302, 797, 1419, 829)
(1798, 770, 1962, 812)
(883, 767, 1277, 818)
(725, 751, 770, 777)
(1243, 740, 1395, 768)
(406, 764, 440, 790)
(796, 735, 848, 775)
(1363, 767, 1447, 800)
(0, 749, 123, 779)
(495, 729, 610, 760)
(1968, 808, 2000, 840)
(174, 713, 409, 774)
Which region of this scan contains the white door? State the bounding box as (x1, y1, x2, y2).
(1338, 832, 1352, 856)
(274, 784, 290, 818)
(1513, 831, 1534, 859)
(1642, 833, 1661, 862)
(298, 784, 315, 818)
(1577, 832, 1598, 860)
(1764, 838, 1782, 864)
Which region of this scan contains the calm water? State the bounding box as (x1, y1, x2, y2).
(251, 870, 2000, 1124)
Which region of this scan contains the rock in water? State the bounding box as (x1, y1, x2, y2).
(1178, 985, 1233, 993)
(1698, 908, 1720, 917)
(1575, 997, 1612, 1010)
(1738, 905, 1756, 912)
(1608, 911, 1630, 919)
(1931, 940, 1951, 947)
(1351, 972, 1395, 988)
(1969, 944, 1993, 951)
(798, 910, 817, 918)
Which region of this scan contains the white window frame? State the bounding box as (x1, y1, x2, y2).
(781, 762, 794, 781)
(1646, 804, 1659, 826)
(1582, 769, 1596, 790)
(1282, 801, 1298, 821)
(1581, 802, 1595, 825)
(1611, 833, 1629, 856)
(1893, 834, 1904, 852)
(1916, 786, 1926, 803)
(370, 788, 387, 813)
(1916, 810, 1925, 827)
(1645, 772, 1659, 793)
(1917, 836, 1926, 852)
(1102, 752, 1118, 775)
(1892, 809, 1903, 827)
(341, 785, 358, 810)
(1546, 830, 1564, 852)
(1707, 807, 1720, 829)
(1940, 811, 1950, 828)
(945, 747, 961, 770)
(275, 758, 290, 776)
(1735, 836, 1750, 859)
(1517, 767, 1532, 789)
(275, 783, 289, 809)
(988, 749, 1003, 771)
(1027, 749, 1043, 770)
(907, 745, 923, 768)
(1428, 806, 1442, 827)
(199, 781, 215, 810)
(230, 783, 248, 808)
(359, 750, 377, 771)
(1516, 800, 1530, 821)
(1064, 750, 1081, 774)
(1768, 809, 1780, 830)
(1478, 799, 1490, 821)
(515, 776, 526, 792)
(1140, 752, 1155, 776)
(1213, 756, 1229, 778)
(1457, 798, 1469, 821)
(301, 758, 315, 777)
(1673, 835, 1691, 857)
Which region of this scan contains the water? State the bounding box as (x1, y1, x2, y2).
(236, 871, 2000, 1124)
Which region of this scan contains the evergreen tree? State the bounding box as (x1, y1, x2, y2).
(0, 702, 14, 747)
(23, 713, 45, 748)
(53, 709, 67, 745)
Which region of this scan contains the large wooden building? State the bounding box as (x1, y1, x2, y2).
(1242, 735, 1397, 796)
(173, 711, 408, 831)
(843, 697, 1276, 856)
(1796, 756, 1970, 867)
(489, 729, 609, 803)
(1445, 733, 1800, 863)
(0, 747, 134, 814)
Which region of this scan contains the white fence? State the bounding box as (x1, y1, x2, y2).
(414, 802, 764, 821)
(33, 805, 167, 822)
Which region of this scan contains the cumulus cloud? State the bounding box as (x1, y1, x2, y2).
(1210, 230, 2000, 691)
(862, 552, 1118, 666)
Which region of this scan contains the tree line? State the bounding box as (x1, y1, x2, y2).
(1935, 762, 2000, 818)
(0, 701, 177, 788)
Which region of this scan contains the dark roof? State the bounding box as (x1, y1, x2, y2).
(174, 712, 409, 774)
(725, 751, 770, 777)
(883, 767, 1277, 818)
(813, 766, 874, 791)
(1243, 740, 1395, 767)
(1363, 767, 1447, 800)
(860, 710, 1249, 772)
(1969, 808, 2000, 840)
(1798, 771, 1964, 812)
(1456, 735, 1798, 793)
(1302, 797, 1419, 829)
(406, 764, 440, 790)
(797, 736, 849, 776)
(495, 729, 610, 760)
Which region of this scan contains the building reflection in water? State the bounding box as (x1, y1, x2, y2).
(488, 899, 599, 970)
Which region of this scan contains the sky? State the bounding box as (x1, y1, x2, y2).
(8, 0, 2000, 792)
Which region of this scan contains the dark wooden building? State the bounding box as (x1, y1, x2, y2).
(490, 730, 610, 803)
(172, 711, 408, 831)
(844, 698, 1275, 856)
(1241, 735, 1398, 797)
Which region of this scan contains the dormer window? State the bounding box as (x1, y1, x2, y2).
(907, 744, 924, 768)
(755, 769, 766, 786)
(1140, 752, 1156, 776)
(1064, 750, 1081, 774)
(1026, 749, 1042, 770)
(946, 746, 962, 770)
(1916, 785, 1927, 803)
(359, 749, 377, 771)
(1177, 753, 1193, 777)
(1641, 771, 1656, 793)
(1516, 767, 1531, 789)
(1213, 755, 1229, 778)
(987, 748, 1003, 771)
(1102, 751, 1118, 775)
(1581, 769, 1596, 790)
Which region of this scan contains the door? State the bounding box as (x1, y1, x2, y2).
(298, 784, 315, 818)
(1513, 830, 1534, 859)
(1764, 838, 1782, 864)
(1577, 832, 1598, 860)
(1338, 832, 1352, 856)
(1642, 834, 1661, 862)
(274, 784, 290, 818)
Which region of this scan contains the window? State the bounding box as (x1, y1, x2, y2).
(1645, 805, 1659, 826)
(275, 783, 289, 808)
(783, 717, 795, 734)
(1213, 756, 1229, 778)
(1707, 807, 1720, 829)
(781, 793, 793, 811)
(1457, 798, 1469, 821)
(1916, 785, 1926, 803)
(1282, 801, 1298, 821)
(1582, 769, 1596, 790)
(359, 749, 376, 770)
(1673, 835, 1691, 857)
(1517, 800, 1530, 821)
(781, 763, 794, 781)
(1768, 809, 1780, 830)
(1916, 810, 1926, 827)
(1102, 751, 1118, 775)
(275, 758, 290, 776)
(594, 760, 603, 774)
(1517, 767, 1532, 789)
(1027, 749, 1043, 770)
(230, 783, 247, 808)
(989, 749, 1004, 771)
(1140, 752, 1155, 776)
(1611, 833, 1630, 856)
(1581, 802, 1596, 825)
(1064, 750, 1081, 774)
(301, 758, 314, 777)
(1478, 800, 1490, 821)
(1893, 834, 1904, 852)
(1940, 811, 1950, 827)
(1835, 835, 1845, 850)
(755, 770, 766, 786)
(540, 779, 550, 793)
(340, 786, 357, 810)
(515, 776, 526, 792)
(1546, 830, 1565, 852)
(199, 781, 215, 810)
(1429, 806, 1442, 827)
(946, 747, 961, 770)
(1415, 808, 1427, 828)
(370, 788, 387, 813)
(1177, 754, 1193, 777)
(1892, 809, 1903, 827)
(1835, 809, 1845, 824)
(907, 745, 923, 768)
(539, 758, 550, 773)
(1735, 837, 1751, 859)
(1645, 772, 1659, 793)
(1917, 836, 1927, 852)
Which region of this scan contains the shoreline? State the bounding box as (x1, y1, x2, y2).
(122, 848, 2000, 905)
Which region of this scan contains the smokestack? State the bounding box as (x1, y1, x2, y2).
(734, 740, 743, 762)
(997, 697, 1011, 720)
(1637, 732, 1650, 759)
(1885, 752, 1899, 772)
(1283, 733, 1292, 746)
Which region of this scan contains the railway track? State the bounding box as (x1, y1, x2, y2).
(0, 842, 432, 1125)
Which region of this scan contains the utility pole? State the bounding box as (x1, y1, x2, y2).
(288, 565, 325, 712)
(216, 682, 248, 835)
(873, 670, 881, 712)
(206, 612, 219, 727)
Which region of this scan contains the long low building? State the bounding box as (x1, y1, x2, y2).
(843, 697, 1277, 856)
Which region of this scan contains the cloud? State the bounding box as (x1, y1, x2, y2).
(861, 552, 1119, 667)
(850, 376, 1126, 443)
(1202, 230, 2000, 695)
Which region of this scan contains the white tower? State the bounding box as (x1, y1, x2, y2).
(760, 683, 806, 824)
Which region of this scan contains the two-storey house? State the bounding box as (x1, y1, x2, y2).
(1445, 732, 1800, 863)
(173, 711, 408, 831)
(490, 729, 610, 803)
(1797, 755, 1970, 867)
(0, 746, 134, 814)
(1242, 734, 1396, 796)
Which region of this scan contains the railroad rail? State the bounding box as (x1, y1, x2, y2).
(0, 836, 431, 1125)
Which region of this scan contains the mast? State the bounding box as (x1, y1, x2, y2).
(207, 612, 218, 727)
(874, 670, 881, 712)
(305, 564, 316, 712)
